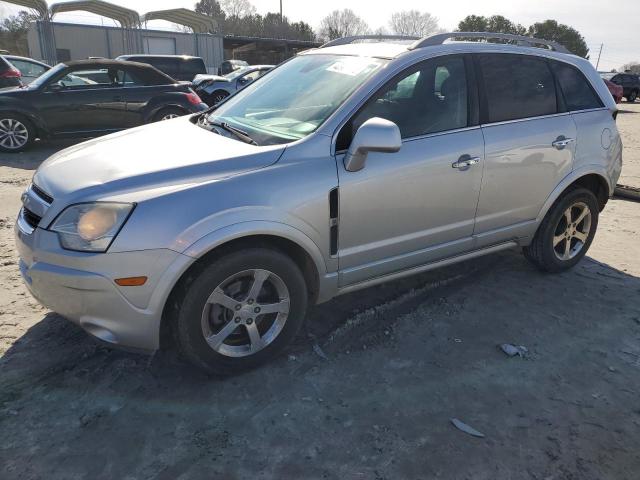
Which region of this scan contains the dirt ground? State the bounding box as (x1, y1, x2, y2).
(1, 104, 640, 480)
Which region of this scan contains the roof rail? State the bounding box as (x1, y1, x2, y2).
(320, 35, 420, 49)
(409, 32, 570, 54)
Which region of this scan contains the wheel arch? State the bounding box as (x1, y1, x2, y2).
(537, 168, 611, 224)
(159, 231, 326, 349)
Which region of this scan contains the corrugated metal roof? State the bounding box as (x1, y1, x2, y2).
(2, 0, 49, 17)
(49, 0, 140, 28)
(142, 8, 217, 34)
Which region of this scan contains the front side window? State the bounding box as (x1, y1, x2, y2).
(207, 54, 386, 145)
(550, 60, 602, 111)
(478, 54, 557, 123)
(55, 68, 112, 89)
(338, 56, 468, 148)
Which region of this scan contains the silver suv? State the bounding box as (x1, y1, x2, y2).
(15, 33, 622, 374)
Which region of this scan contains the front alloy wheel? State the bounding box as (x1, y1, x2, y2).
(0, 117, 30, 152)
(174, 248, 308, 375)
(201, 269, 291, 357)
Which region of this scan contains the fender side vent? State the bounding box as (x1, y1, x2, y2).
(329, 187, 339, 256)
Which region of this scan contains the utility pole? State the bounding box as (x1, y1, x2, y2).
(280, 0, 283, 22)
(595, 43, 603, 71)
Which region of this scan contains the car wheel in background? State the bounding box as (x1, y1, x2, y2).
(154, 107, 185, 122)
(627, 90, 638, 103)
(211, 90, 230, 105)
(523, 187, 599, 273)
(0, 114, 34, 153)
(173, 248, 308, 375)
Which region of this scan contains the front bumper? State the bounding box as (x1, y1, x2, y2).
(15, 218, 193, 351)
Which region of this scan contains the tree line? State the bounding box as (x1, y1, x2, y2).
(0, 0, 626, 63)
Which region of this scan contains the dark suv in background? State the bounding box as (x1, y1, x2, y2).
(601, 72, 640, 102)
(0, 59, 207, 152)
(116, 55, 207, 82)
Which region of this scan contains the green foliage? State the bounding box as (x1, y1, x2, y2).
(0, 11, 38, 33)
(195, 0, 314, 40)
(457, 15, 589, 58)
(528, 20, 589, 58)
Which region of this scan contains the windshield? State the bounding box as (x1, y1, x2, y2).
(29, 63, 66, 88)
(207, 54, 386, 145)
(225, 67, 252, 80)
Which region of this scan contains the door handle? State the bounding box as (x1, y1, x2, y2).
(552, 136, 575, 150)
(452, 155, 480, 169)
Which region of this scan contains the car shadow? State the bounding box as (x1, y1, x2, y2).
(0, 139, 82, 170)
(1, 249, 640, 478)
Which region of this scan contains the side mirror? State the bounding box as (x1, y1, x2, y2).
(46, 83, 63, 92)
(344, 117, 402, 172)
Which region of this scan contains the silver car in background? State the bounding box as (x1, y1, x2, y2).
(192, 65, 274, 106)
(15, 33, 622, 375)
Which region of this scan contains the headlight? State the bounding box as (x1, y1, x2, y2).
(50, 202, 134, 252)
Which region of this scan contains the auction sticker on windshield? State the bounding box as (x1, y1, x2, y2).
(326, 58, 382, 77)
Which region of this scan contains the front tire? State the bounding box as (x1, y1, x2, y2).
(0, 114, 35, 153)
(210, 90, 230, 105)
(174, 248, 308, 375)
(523, 187, 599, 273)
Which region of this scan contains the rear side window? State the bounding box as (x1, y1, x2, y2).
(180, 58, 206, 76)
(477, 54, 557, 123)
(550, 61, 602, 111)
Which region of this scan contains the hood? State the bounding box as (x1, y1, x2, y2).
(33, 117, 285, 202)
(193, 74, 228, 86)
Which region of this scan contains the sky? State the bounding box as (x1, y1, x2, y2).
(0, 0, 636, 71)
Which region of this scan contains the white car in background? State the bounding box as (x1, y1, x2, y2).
(192, 65, 274, 106)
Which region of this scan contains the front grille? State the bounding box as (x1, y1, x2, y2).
(22, 207, 42, 229)
(31, 183, 53, 204)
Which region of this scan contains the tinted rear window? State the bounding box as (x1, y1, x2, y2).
(550, 60, 602, 111)
(478, 54, 557, 123)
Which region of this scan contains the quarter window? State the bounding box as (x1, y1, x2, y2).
(477, 54, 557, 123)
(550, 60, 602, 111)
(339, 56, 468, 147)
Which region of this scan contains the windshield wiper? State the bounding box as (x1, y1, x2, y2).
(200, 116, 257, 146)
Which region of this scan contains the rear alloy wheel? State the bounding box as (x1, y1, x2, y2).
(0, 116, 33, 153)
(174, 248, 308, 375)
(523, 187, 599, 272)
(154, 107, 184, 122)
(211, 90, 229, 105)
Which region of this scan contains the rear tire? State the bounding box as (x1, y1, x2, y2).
(153, 107, 185, 122)
(173, 248, 308, 375)
(0, 114, 35, 153)
(627, 90, 638, 103)
(523, 187, 599, 273)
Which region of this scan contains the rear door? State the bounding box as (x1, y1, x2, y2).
(473, 53, 577, 247)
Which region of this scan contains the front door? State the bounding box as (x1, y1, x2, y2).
(336, 55, 484, 286)
(38, 66, 128, 136)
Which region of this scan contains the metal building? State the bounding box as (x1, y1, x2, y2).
(4, 0, 319, 73)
